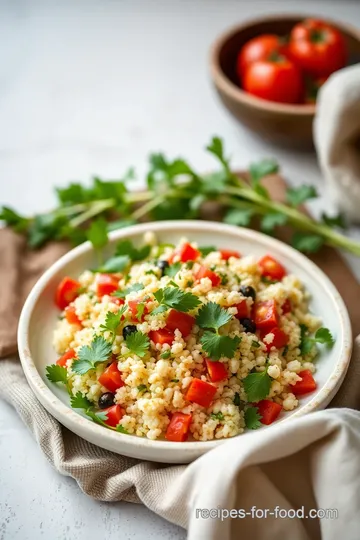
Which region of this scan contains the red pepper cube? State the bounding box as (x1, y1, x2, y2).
(166, 309, 195, 338)
(195, 265, 221, 287)
(55, 277, 81, 310)
(257, 400, 282, 425)
(254, 300, 278, 330)
(56, 349, 76, 367)
(234, 299, 249, 319)
(165, 412, 192, 442)
(96, 274, 119, 297)
(205, 359, 228, 382)
(149, 329, 175, 346)
(258, 255, 287, 281)
(64, 305, 82, 326)
(219, 249, 241, 260)
(103, 404, 125, 428)
(185, 379, 217, 408)
(291, 370, 317, 396)
(98, 362, 124, 393)
(263, 327, 289, 351)
(177, 242, 200, 262)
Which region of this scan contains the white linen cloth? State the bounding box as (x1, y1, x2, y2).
(315, 64, 360, 223)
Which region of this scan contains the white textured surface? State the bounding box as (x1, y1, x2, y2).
(0, 0, 359, 538)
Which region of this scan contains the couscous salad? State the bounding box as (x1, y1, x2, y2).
(47, 235, 334, 442)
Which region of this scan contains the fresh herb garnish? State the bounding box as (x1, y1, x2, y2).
(164, 262, 181, 278)
(199, 246, 216, 257)
(251, 340, 261, 348)
(3, 137, 360, 256)
(70, 392, 93, 410)
(210, 412, 224, 421)
(137, 384, 147, 393)
(100, 308, 126, 341)
(153, 287, 201, 314)
(125, 331, 150, 357)
(72, 336, 113, 375)
(233, 392, 241, 407)
(98, 255, 129, 273)
(243, 370, 271, 402)
(85, 409, 109, 427)
(136, 302, 146, 321)
(300, 325, 334, 355)
(244, 406, 262, 429)
(46, 364, 68, 384)
(116, 425, 129, 434)
(161, 351, 171, 359)
(112, 283, 144, 298)
(196, 302, 241, 360)
(171, 378, 179, 382)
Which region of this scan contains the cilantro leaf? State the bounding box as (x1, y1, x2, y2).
(116, 425, 129, 434)
(321, 212, 346, 229)
(0, 206, 29, 232)
(164, 262, 181, 278)
(300, 325, 314, 355)
(115, 240, 151, 261)
(198, 246, 216, 257)
(72, 336, 113, 374)
(112, 283, 144, 298)
(107, 219, 137, 232)
(292, 232, 324, 253)
(46, 364, 68, 384)
(137, 384, 147, 393)
(86, 409, 109, 427)
(196, 302, 232, 331)
(251, 340, 260, 348)
(249, 159, 279, 182)
(70, 392, 92, 410)
(98, 255, 130, 273)
(260, 212, 288, 233)
(224, 208, 254, 227)
(243, 370, 271, 402)
(286, 185, 318, 206)
(153, 287, 201, 313)
(200, 331, 241, 360)
(314, 327, 334, 346)
(244, 406, 262, 429)
(233, 392, 241, 407)
(210, 412, 224, 421)
(206, 136, 230, 172)
(100, 308, 126, 338)
(86, 218, 108, 250)
(136, 302, 146, 320)
(161, 351, 171, 359)
(125, 331, 150, 357)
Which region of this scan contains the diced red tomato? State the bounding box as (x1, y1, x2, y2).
(96, 274, 119, 297)
(195, 265, 221, 287)
(56, 348, 76, 367)
(263, 327, 289, 351)
(165, 412, 192, 442)
(291, 370, 317, 396)
(109, 296, 125, 306)
(257, 400, 282, 425)
(128, 299, 149, 322)
(55, 277, 81, 310)
(234, 299, 249, 319)
(64, 305, 82, 326)
(219, 249, 241, 261)
(185, 379, 217, 408)
(282, 299, 292, 314)
(258, 255, 287, 281)
(166, 309, 195, 338)
(169, 242, 200, 263)
(254, 300, 278, 330)
(103, 404, 125, 428)
(149, 328, 175, 346)
(98, 362, 124, 393)
(205, 359, 228, 382)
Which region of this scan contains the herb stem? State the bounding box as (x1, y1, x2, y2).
(69, 198, 115, 228)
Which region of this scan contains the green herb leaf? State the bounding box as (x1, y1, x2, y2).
(224, 208, 254, 227)
(210, 412, 224, 421)
(292, 232, 324, 253)
(249, 159, 279, 182)
(136, 302, 146, 320)
(161, 351, 171, 359)
(196, 302, 232, 331)
(321, 212, 346, 229)
(46, 364, 68, 384)
(112, 283, 144, 298)
(115, 240, 151, 261)
(154, 287, 201, 313)
(251, 340, 260, 348)
(286, 185, 318, 206)
(100, 309, 126, 336)
(86, 409, 109, 427)
(87, 217, 108, 250)
(98, 255, 130, 273)
(244, 406, 262, 429)
(107, 219, 137, 232)
(314, 327, 334, 346)
(137, 384, 147, 393)
(243, 370, 271, 402)
(171, 378, 179, 383)
(70, 392, 92, 410)
(164, 262, 181, 278)
(199, 246, 216, 257)
(72, 336, 113, 374)
(206, 136, 229, 171)
(233, 392, 241, 407)
(200, 331, 241, 361)
(0, 206, 29, 232)
(260, 212, 288, 233)
(116, 424, 129, 434)
(125, 331, 150, 357)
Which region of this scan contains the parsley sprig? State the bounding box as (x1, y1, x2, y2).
(244, 406, 262, 429)
(196, 302, 241, 361)
(99, 308, 126, 342)
(72, 336, 113, 375)
(153, 287, 201, 314)
(243, 369, 272, 402)
(125, 331, 150, 357)
(2, 137, 359, 256)
(300, 325, 335, 355)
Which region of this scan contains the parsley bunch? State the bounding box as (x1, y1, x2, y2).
(2, 137, 359, 256)
(196, 302, 241, 360)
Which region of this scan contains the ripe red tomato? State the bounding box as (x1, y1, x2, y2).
(55, 277, 81, 310)
(289, 19, 347, 77)
(258, 255, 287, 281)
(98, 362, 124, 393)
(257, 400, 282, 425)
(237, 34, 286, 79)
(243, 55, 303, 104)
(195, 265, 221, 287)
(291, 370, 317, 396)
(165, 412, 192, 442)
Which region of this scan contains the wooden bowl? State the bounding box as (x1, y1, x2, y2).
(209, 15, 360, 148)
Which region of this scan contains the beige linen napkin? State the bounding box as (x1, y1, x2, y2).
(1, 189, 360, 538)
(314, 64, 360, 223)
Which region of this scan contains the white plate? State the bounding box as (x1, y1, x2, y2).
(18, 221, 352, 463)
